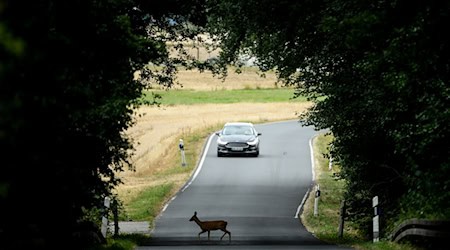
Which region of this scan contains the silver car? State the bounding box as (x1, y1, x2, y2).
(215, 122, 261, 157)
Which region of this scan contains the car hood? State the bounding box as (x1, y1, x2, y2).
(219, 135, 256, 142)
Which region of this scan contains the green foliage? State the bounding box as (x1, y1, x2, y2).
(206, 0, 450, 240)
(304, 133, 422, 250)
(0, 0, 207, 248)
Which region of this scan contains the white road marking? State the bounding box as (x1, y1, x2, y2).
(160, 133, 214, 213)
(294, 134, 318, 218)
(295, 187, 311, 219)
(181, 133, 215, 192)
(162, 196, 177, 212)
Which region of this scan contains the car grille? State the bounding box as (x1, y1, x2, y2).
(226, 142, 248, 148)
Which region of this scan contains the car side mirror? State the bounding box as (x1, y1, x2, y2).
(257, 132, 262, 136)
(215, 131, 221, 136)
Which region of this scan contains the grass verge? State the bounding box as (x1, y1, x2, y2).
(301, 133, 363, 247)
(301, 133, 422, 250)
(125, 183, 174, 221)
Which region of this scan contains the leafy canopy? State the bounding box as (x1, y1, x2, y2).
(206, 0, 449, 237)
(0, 0, 206, 248)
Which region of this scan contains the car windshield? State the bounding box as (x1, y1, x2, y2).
(222, 125, 254, 135)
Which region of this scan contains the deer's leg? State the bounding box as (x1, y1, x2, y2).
(220, 232, 226, 240)
(220, 228, 231, 242)
(207, 230, 210, 241)
(198, 230, 207, 240)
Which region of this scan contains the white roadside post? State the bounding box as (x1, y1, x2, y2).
(179, 139, 186, 167)
(314, 184, 321, 216)
(101, 196, 111, 238)
(372, 196, 380, 242)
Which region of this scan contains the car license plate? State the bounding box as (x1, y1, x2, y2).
(231, 147, 243, 151)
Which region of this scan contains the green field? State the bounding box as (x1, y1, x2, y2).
(142, 88, 306, 105)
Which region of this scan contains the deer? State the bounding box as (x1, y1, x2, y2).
(189, 211, 231, 242)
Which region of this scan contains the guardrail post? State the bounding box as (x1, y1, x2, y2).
(373, 196, 380, 242)
(179, 139, 186, 167)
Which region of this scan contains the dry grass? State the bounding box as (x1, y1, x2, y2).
(116, 69, 310, 207)
(141, 44, 284, 91)
(174, 68, 281, 91)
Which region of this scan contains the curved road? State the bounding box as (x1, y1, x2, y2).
(137, 120, 352, 249)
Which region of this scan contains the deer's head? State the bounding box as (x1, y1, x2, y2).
(189, 211, 197, 221)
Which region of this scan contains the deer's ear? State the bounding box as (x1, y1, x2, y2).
(194, 211, 197, 215)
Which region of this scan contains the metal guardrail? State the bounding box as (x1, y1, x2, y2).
(389, 218, 450, 243)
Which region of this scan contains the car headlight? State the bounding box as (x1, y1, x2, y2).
(217, 137, 227, 146)
(247, 138, 258, 146)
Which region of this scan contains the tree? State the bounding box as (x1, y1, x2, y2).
(0, 0, 206, 248)
(206, 0, 449, 237)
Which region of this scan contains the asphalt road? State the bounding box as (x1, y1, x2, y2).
(137, 120, 353, 249)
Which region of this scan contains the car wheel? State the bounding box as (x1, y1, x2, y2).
(254, 150, 259, 157)
(217, 151, 223, 157)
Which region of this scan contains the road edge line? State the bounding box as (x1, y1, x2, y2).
(181, 132, 214, 192)
(295, 134, 318, 218)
